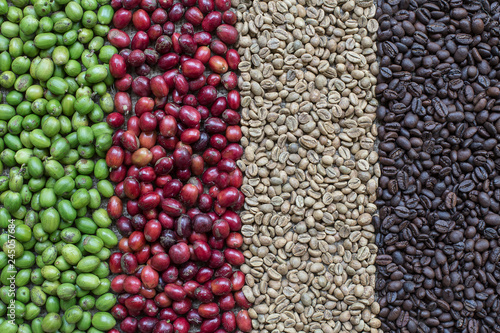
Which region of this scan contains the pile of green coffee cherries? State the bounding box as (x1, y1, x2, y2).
(0, 0, 120, 332)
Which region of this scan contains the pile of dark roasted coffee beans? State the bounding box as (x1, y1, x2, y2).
(6, 0, 500, 331)
(375, 0, 500, 331)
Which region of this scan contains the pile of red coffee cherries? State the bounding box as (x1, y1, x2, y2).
(104, 0, 251, 332)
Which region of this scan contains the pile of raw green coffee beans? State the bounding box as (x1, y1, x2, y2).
(0, 0, 120, 332)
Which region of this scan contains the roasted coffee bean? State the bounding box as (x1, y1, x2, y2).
(376, 0, 500, 330)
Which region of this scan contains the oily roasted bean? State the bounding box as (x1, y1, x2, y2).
(376, 0, 500, 330)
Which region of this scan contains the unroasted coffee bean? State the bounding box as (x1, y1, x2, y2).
(237, 0, 380, 330)
(376, 0, 500, 331)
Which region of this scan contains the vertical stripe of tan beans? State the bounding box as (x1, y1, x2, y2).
(235, 0, 381, 332)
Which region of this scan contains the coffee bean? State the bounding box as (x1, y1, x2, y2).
(376, 0, 500, 329)
(238, 0, 380, 330)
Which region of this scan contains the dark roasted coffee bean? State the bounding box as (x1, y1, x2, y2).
(376, 0, 500, 329)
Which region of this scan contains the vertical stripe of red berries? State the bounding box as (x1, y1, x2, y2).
(104, 0, 252, 332)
